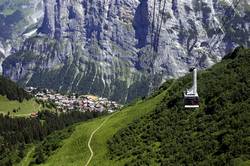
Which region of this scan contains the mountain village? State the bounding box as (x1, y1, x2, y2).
(25, 87, 121, 114)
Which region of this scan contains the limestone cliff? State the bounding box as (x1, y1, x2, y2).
(0, 0, 43, 72)
(2, 0, 250, 103)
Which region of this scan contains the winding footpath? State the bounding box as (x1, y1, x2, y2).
(84, 80, 177, 166)
(84, 112, 118, 166)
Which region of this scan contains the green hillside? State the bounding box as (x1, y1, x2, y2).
(108, 47, 250, 165)
(0, 95, 41, 116)
(18, 79, 175, 166)
(18, 47, 250, 166)
(0, 75, 41, 116)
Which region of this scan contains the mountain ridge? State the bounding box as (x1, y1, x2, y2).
(2, 0, 250, 102)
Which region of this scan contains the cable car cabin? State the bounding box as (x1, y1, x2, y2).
(184, 95, 199, 108)
(183, 68, 199, 108)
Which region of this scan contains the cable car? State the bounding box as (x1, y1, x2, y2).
(184, 68, 199, 108)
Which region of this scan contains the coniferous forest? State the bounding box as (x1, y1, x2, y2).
(0, 69, 108, 165)
(0, 71, 109, 166)
(0, 76, 31, 101)
(0, 110, 107, 165)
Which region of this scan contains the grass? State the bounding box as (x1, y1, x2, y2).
(0, 95, 41, 116)
(15, 47, 250, 165)
(19, 81, 174, 166)
(16, 146, 35, 166)
(240, 160, 250, 166)
(105, 47, 250, 165)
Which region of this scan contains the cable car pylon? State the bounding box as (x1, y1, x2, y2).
(184, 68, 199, 108)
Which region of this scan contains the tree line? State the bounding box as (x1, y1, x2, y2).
(0, 75, 32, 101)
(0, 110, 107, 165)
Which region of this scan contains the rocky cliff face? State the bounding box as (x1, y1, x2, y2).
(2, 0, 250, 103)
(0, 0, 43, 72)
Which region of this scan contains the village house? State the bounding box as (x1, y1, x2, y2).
(31, 88, 121, 113)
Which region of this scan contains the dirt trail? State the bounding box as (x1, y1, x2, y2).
(84, 112, 118, 166)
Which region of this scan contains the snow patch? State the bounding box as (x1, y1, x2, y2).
(23, 29, 37, 38)
(0, 47, 5, 55)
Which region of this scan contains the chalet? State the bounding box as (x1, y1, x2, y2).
(30, 112, 38, 118)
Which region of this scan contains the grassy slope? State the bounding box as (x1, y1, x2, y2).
(107, 47, 250, 165)
(20, 80, 175, 166)
(18, 47, 250, 165)
(0, 95, 41, 116)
